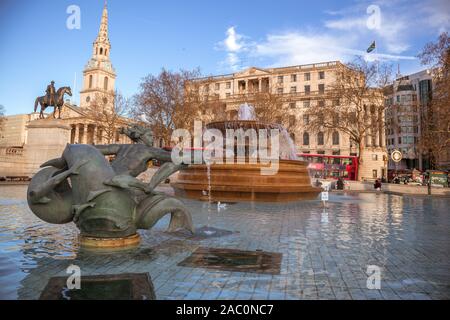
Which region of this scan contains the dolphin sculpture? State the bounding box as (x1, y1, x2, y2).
(27, 143, 194, 239)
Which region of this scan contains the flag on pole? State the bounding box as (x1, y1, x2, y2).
(367, 41, 376, 53)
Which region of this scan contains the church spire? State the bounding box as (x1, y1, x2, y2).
(92, 1, 111, 60)
(96, 2, 110, 46)
(80, 1, 116, 109)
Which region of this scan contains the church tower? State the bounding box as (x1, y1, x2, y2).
(79, 2, 116, 109)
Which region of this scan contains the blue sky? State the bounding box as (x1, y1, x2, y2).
(0, 0, 448, 115)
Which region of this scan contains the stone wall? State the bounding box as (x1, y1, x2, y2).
(0, 118, 71, 177)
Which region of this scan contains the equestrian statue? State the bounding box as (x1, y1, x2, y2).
(34, 81, 72, 119)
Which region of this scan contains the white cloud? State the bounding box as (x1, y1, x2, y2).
(215, 1, 447, 72)
(217, 26, 249, 70)
(324, 5, 411, 54)
(324, 17, 366, 30)
(253, 32, 355, 66)
(224, 27, 244, 52)
(251, 31, 414, 67)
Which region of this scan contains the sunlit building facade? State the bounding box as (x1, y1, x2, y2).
(193, 61, 387, 181)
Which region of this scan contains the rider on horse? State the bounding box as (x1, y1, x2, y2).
(46, 81, 56, 105)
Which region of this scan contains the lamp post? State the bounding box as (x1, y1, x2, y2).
(391, 150, 402, 183)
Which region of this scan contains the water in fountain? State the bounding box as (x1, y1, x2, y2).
(237, 103, 298, 161)
(238, 103, 256, 121)
(203, 158, 216, 236)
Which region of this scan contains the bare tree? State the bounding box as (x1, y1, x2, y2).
(417, 32, 450, 169)
(241, 88, 287, 124)
(0, 105, 5, 135)
(304, 58, 392, 179)
(132, 68, 203, 146)
(84, 90, 131, 144)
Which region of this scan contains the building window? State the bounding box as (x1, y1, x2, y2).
(100, 47, 103, 55)
(372, 154, 378, 161)
(291, 74, 297, 82)
(290, 86, 297, 93)
(215, 83, 220, 90)
(104, 76, 108, 90)
(303, 115, 309, 125)
(277, 76, 284, 83)
(303, 132, 310, 145)
(304, 73, 310, 81)
(226, 82, 231, 89)
(319, 71, 325, 79)
(372, 169, 378, 178)
(289, 102, 296, 109)
(86, 96, 90, 103)
(304, 85, 310, 94)
(332, 131, 339, 145)
(303, 100, 310, 108)
(289, 115, 296, 126)
(398, 136, 402, 144)
(317, 132, 324, 145)
(89, 75, 93, 88)
(318, 84, 325, 94)
(318, 100, 325, 107)
(277, 87, 283, 94)
(105, 49, 107, 56)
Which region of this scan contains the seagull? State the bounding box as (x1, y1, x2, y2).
(217, 201, 227, 211)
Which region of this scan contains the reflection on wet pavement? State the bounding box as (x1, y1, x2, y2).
(39, 273, 155, 300)
(178, 247, 282, 274)
(0, 185, 449, 300)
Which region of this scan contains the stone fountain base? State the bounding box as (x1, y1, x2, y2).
(172, 159, 321, 202)
(79, 233, 141, 249)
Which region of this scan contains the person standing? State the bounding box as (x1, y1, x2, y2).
(46, 81, 56, 105)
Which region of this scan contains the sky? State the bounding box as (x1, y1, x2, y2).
(0, 0, 449, 115)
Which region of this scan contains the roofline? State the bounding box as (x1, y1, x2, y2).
(190, 61, 343, 82)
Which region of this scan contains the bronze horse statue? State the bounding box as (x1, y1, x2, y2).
(34, 86, 72, 119)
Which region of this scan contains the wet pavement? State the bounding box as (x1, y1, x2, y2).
(0, 185, 449, 300)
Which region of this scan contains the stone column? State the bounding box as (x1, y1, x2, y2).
(82, 124, 88, 144)
(74, 124, 80, 144)
(93, 126, 97, 145)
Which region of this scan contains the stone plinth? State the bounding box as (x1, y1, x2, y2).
(0, 119, 71, 177)
(25, 119, 71, 175)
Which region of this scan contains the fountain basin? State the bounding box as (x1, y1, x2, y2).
(172, 159, 321, 202)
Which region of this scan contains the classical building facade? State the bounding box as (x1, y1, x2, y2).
(384, 70, 433, 171)
(192, 61, 387, 181)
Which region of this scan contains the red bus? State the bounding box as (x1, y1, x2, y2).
(297, 153, 359, 181)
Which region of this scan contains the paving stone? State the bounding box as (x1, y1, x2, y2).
(1, 191, 449, 300)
